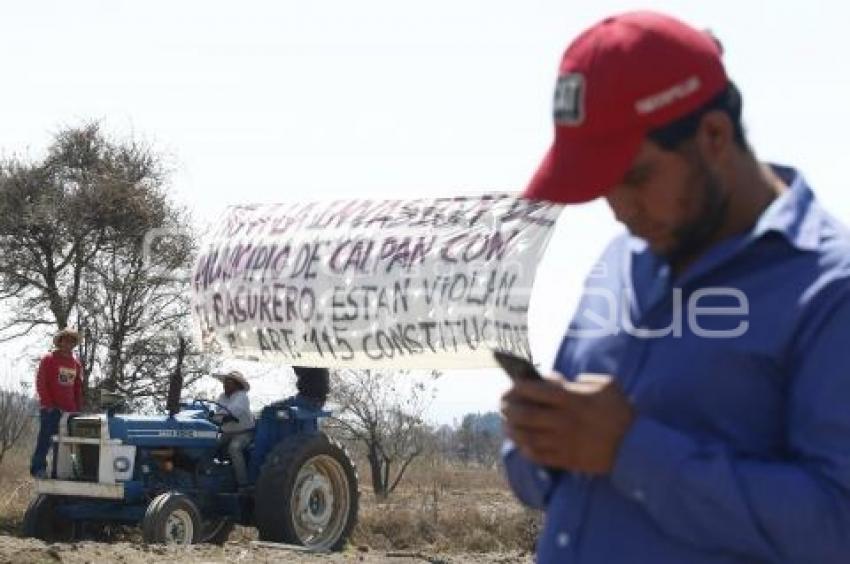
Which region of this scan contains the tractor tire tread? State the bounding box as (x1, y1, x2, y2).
(142, 491, 202, 545)
(254, 432, 358, 551)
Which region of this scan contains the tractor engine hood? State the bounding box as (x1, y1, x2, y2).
(107, 411, 220, 448)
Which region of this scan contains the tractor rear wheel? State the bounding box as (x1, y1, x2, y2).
(21, 494, 77, 542)
(255, 433, 358, 551)
(142, 492, 201, 545)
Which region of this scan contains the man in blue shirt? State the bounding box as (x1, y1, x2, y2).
(502, 11, 850, 563)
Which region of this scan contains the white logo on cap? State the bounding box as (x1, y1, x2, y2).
(635, 76, 701, 115)
(554, 73, 585, 125)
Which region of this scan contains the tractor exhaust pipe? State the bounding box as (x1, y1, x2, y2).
(166, 337, 187, 417)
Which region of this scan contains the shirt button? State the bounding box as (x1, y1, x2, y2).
(557, 532, 571, 548)
(536, 469, 550, 482)
(633, 489, 646, 502)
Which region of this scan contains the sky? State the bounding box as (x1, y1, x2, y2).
(1, 0, 849, 423)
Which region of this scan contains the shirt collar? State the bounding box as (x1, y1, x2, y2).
(749, 164, 822, 251)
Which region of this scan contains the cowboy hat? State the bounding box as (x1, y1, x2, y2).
(213, 370, 250, 391)
(53, 328, 80, 347)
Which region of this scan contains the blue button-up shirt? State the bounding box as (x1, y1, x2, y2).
(504, 165, 850, 563)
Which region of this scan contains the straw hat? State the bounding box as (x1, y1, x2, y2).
(53, 328, 80, 347)
(213, 370, 250, 391)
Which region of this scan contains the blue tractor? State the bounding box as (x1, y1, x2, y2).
(21, 366, 359, 550)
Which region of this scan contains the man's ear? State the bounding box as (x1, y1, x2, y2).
(695, 110, 735, 167)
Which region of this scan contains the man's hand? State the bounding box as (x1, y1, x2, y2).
(212, 412, 238, 424)
(501, 373, 635, 475)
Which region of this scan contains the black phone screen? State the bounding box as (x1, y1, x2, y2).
(493, 350, 543, 382)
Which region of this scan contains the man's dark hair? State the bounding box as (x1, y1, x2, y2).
(647, 81, 749, 152)
(293, 366, 330, 407)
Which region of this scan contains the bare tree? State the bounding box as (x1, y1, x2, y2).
(0, 389, 34, 467)
(0, 123, 165, 336)
(75, 195, 211, 406)
(0, 122, 211, 406)
(328, 369, 439, 499)
(454, 412, 502, 467)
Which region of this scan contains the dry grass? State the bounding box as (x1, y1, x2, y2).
(351, 459, 541, 553)
(0, 447, 34, 535)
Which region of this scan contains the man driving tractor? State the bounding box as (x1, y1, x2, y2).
(212, 370, 254, 489)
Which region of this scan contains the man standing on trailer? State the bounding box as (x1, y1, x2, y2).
(30, 328, 83, 478)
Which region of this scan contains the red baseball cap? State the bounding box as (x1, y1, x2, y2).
(524, 11, 728, 204)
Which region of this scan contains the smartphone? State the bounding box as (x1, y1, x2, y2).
(493, 350, 543, 382)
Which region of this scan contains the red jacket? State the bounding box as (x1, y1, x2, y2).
(36, 351, 83, 412)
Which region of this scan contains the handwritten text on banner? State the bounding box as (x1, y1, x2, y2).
(190, 195, 562, 368)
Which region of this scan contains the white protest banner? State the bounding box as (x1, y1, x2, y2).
(190, 195, 562, 368)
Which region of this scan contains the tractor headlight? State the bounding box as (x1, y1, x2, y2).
(113, 456, 131, 473)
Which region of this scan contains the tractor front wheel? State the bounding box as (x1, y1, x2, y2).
(255, 433, 358, 551)
(142, 492, 201, 545)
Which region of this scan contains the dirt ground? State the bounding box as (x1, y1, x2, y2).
(0, 443, 537, 563)
(0, 535, 533, 564)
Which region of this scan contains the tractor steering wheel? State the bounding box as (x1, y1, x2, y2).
(190, 398, 236, 425)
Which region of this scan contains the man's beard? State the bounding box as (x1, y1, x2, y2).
(664, 158, 730, 268)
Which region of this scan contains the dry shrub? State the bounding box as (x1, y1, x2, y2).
(405, 461, 505, 492)
(354, 498, 540, 553)
(352, 460, 541, 553)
